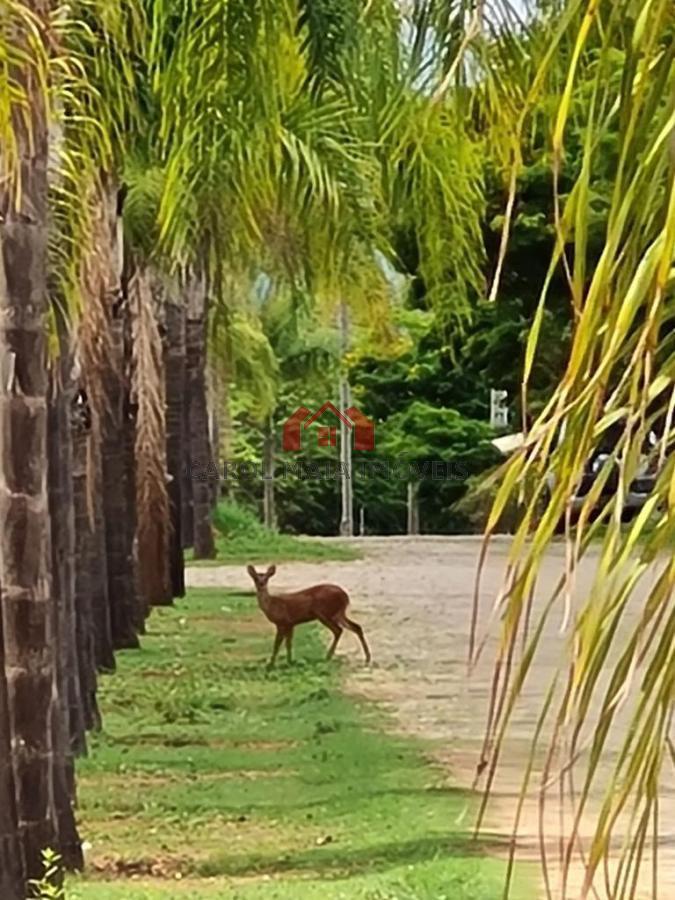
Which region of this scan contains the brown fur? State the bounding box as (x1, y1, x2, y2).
(246, 565, 371, 668)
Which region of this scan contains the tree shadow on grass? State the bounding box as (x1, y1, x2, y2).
(219, 783, 473, 814)
(197, 832, 508, 880)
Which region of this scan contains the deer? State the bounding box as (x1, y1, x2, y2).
(246, 565, 371, 668)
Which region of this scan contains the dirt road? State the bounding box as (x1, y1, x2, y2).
(187, 537, 674, 899)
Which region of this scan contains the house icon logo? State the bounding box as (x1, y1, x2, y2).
(283, 402, 375, 452)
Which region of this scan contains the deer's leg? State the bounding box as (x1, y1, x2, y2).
(320, 618, 343, 660)
(285, 627, 294, 664)
(340, 616, 372, 665)
(268, 626, 285, 669)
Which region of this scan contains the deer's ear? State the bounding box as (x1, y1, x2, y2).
(267, 565, 277, 578)
(246, 565, 256, 578)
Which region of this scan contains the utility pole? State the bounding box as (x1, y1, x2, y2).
(339, 302, 353, 537)
(407, 481, 420, 535)
(263, 414, 276, 530)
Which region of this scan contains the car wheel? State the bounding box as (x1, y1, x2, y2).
(554, 506, 581, 535)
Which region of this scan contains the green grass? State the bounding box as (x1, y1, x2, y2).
(68, 587, 524, 899)
(187, 501, 360, 566)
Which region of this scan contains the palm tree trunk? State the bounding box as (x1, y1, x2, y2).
(221, 376, 233, 499)
(407, 481, 420, 535)
(87, 430, 116, 674)
(164, 302, 186, 597)
(181, 445, 194, 547)
(94, 179, 142, 647)
(124, 386, 145, 629)
(0, 590, 23, 899)
(70, 401, 103, 727)
(48, 650, 82, 871)
(0, 2, 81, 873)
(132, 269, 172, 608)
(74, 183, 117, 674)
(181, 325, 194, 549)
(101, 309, 140, 649)
(186, 310, 215, 559)
(209, 401, 220, 510)
(122, 281, 146, 630)
(47, 361, 86, 758)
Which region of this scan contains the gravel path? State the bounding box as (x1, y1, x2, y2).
(187, 537, 674, 899)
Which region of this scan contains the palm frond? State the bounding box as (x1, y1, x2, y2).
(476, 2, 675, 896)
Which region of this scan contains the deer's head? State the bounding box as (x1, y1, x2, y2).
(246, 565, 276, 592)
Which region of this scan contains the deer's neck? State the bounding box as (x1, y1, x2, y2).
(256, 587, 273, 614)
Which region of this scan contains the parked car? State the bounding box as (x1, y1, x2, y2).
(492, 429, 659, 524)
(551, 430, 659, 524)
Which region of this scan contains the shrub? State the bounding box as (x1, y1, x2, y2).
(451, 464, 529, 534)
(29, 850, 65, 900)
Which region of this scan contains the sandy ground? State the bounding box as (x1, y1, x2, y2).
(187, 537, 674, 899)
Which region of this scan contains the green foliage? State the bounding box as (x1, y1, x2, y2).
(381, 402, 496, 465)
(213, 499, 269, 540)
(188, 500, 359, 565)
(223, 125, 583, 538)
(121, 156, 166, 260)
(29, 849, 65, 900)
(451, 466, 548, 535)
(363, 401, 501, 534)
(218, 311, 281, 422)
(69, 588, 522, 899)
(297, 0, 361, 88)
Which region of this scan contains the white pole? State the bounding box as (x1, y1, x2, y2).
(339, 303, 353, 537)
